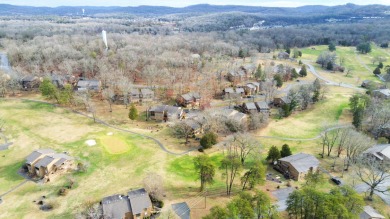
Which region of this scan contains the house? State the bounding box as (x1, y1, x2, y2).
(76, 80, 101, 91)
(130, 89, 141, 102)
(102, 188, 153, 219)
(148, 105, 184, 121)
(244, 83, 257, 95)
(242, 102, 258, 114)
(276, 153, 320, 181)
(248, 82, 260, 93)
(278, 51, 290, 59)
(217, 109, 248, 126)
(241, 64, 256, 76)
(227, 70, 246, 83)
(273, 96, 290, 107)
(224, 87, 246, 99)
(255, 101, 270, 113)
(185, 119, 202, 135)
(128, 188, 153, 219)
(21, 76, 41, 90)
(372, 89, 390, 99)
(360, 206, 385, 219)
(25, 149, 74, 182)
(172, 202, 191, 219)
(140, 88, 154, 102)
(363, 144, 390, 164)
(102, 194, 132, 219)
(177, 92, 201, 107)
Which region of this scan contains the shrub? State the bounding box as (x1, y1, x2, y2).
(200, 132, 218, 149)
(58, 188, 69, 196)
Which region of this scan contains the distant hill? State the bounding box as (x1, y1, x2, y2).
(0, 3, 389, 17)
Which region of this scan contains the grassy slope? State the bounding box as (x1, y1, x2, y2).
(0, 100, 170, 218)
(301, 45, 390, 85)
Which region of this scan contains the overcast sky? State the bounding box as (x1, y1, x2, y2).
(0, 0, 389, 7)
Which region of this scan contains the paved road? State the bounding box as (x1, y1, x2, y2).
(4, 98, 200, 156)
(302, 61, 364, 91)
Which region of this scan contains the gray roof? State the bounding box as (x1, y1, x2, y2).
(130, 88, 140, 95)
(364, 144, 390, 161)
(360, 206, 385, 219)
(25, 149, 55, 164)
(172, 202, 190, 219)
(255, 101, 269, 110)
(224, 87, 234, 93)
(279, 153, 319, 173)
(140, 88, 153, 95)
(249, 82, 260, 87)
(244, 102, 257, 110)
(246, 84, 256, 89)
(185, 120, 201, 131)
(22, 75, 38, 82)
(102, 195, 131, 219)
(149, 105, 182, 115)
(77, 80, 100, 88)
(373, 89, 390, 97)
(34, 155, 56, 168)
(181, 92, 201, 101)
(235, 88, 245, 93)
(128, 188, 152, 215)
(228, 70, 245, 77)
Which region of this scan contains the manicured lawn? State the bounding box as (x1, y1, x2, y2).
(0, 99, 167, 218)
(258, 87, 352, 139)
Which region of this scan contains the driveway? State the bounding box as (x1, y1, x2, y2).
(271, 187, 296, 211)
(354, 173, 390, 205)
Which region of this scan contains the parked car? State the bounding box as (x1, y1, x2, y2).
(331, 177, 342, 185)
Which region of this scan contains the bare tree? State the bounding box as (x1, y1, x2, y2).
(320, 127, 340, 158)
(230, 133, 261, 165)
(220, 143, 242, 196)
(171, 121, 193, 144)
(143, 172, 164, 201)
(102, 87, 115, 112)
(76, 200, 104, 219)
(342, 129, 374, 170)
(355, 157, 390, 201)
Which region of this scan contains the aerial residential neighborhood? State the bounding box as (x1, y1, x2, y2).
(0, 1, 390, 219)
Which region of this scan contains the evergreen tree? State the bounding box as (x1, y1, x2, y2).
(280, 144, 292, 157)
(328, 42, 336, 51)
(299, 65, 307, 77)
(128, 103, 138, 121)
(326, 61, 333, 70)
(39, 78, 59, 102)
(291, 68, 299, 79)
(378, 62, 384, 69)
(373, 67, 381, 75)
(254, 64, 262, 80)
(273, 74, 283, 88)
(285, 48, 291, 54)
(266, 146, 281, 163)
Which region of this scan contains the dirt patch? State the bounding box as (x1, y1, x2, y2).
(101, 136, 129, 154)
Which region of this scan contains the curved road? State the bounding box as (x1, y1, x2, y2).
(302, 61, 365, 91)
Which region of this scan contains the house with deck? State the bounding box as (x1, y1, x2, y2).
(177, 92, 201, 107)
(25, 149, 74, 182)
(242, 102, 258, 114)
(255, 101, 270, 113)
(148, 105, 184, 121)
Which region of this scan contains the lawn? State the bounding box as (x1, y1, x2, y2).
(0, 99, 171, 218)
(301, 45, 390, 86)
(257, 86, 353, 139)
